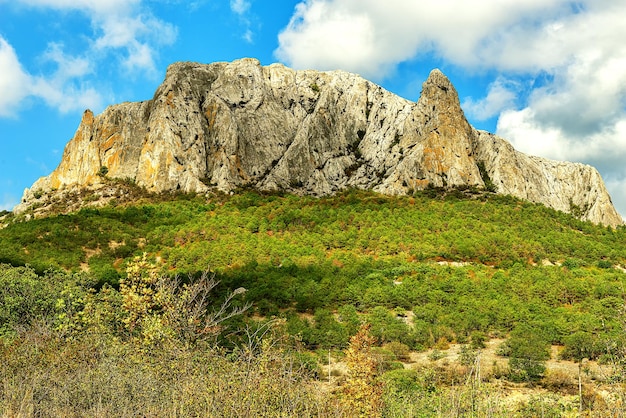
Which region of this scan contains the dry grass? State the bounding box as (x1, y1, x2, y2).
(3, 322, 626, 418)
(404, 337, 626, 416)
(0, 325, 345, 418)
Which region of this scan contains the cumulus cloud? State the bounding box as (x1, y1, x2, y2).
(491, 2, 626, 217)
(0, 38, 32, 117)
(498, 109, 626, 218)
(463, 78, 522, 121)
(275, 0, 571, 78)
(276, 1, 382, 76)
(0, 0, 177, 117)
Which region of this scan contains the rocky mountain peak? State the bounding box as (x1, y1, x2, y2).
(422, 69, 456, 100)
(15, 58, 623, 227)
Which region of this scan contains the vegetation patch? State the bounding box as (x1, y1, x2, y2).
(1, 189, 626, 415)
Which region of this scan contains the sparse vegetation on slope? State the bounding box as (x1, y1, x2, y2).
(1, 188, 626, 416)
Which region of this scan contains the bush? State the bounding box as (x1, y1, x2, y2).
(120, 254, 249, 346)
(470, 330, 487, 349)
(428, 349, 447, 362)
(562, 258, 584, 269)
(0, 265, 85, 338)
(506, 325, 550, 383)
(383, 341, 411, 362)
(0, 264, 54, 336)
(560, 331, 601, 362)
(372, 347, 401, 373)
(541, 370, 576, 394)
(516, 395, 572, 417)
(0, 324, 340, 417)
(382, 369, 421, 394)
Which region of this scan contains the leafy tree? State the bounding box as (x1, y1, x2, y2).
(561, 331, 601, 412)
(337, 304, 361, 336)
(561, 331, 600, 362)
(506, 324, 551, 383)
(311, 308, 348, 349)
(367, 306, 413, 347)
(341, 324, 383, 417)
(0, 264, 56, 337)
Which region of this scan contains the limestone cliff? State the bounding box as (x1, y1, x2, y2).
(16, 58, 623, 226)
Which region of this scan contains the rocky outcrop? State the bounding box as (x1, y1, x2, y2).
(16, 58, 623, 226)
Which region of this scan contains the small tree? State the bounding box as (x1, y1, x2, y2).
(506, 325, 550, 383)
(120, 253, 249, 346)
(120, 253, 159, 336)
(562, 331, 598, 412)
(341, 324, 383, 417)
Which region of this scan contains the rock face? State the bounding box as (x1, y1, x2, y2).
(16, 58, 623, 226)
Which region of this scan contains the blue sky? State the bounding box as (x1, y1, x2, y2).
(1, 1, 626, 219)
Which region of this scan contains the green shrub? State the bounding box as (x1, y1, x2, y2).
(383, 341, 411, 362)
(382, 368, 422, 394)
(506, 325, 550, 383)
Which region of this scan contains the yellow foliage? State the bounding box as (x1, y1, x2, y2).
(120, 253, 159, 334)
(341, 323, 383, 417)
(119, 253, 249, 347)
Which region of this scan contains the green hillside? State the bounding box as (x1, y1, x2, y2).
(2, 187, 626, 416)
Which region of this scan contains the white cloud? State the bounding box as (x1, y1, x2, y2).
(18, 0, 138, 17)
(277, 2, 381, 75)
(230, 0, 250, 15)
(16, 0, 176, 75)
(490, 2, 626, 217)
(229, 0, 256, 43)
(498, 110, 626, 218)
(275, 0, 571, 79)
(0, 1, 177, 117)
(463, 78, 521, 121)
(33, 77, 103, 114)
(0, 37, 103, 115)
(42, 43, 92, 80)
(0, 38, 32, 117)
(92, 12, 177, 74)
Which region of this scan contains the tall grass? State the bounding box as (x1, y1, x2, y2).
(0, 323, 340, 417)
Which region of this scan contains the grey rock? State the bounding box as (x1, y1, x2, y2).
(16, 58, 623, 226)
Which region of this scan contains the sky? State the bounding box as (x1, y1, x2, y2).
(1, 1, 626, 220)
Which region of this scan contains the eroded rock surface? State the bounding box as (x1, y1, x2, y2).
(16, 58, 623, 226)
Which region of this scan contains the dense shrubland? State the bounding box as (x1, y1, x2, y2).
(2, 188, 626, 416)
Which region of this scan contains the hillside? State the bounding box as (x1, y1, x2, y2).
(3, 185, 625, 281)
(2, 187, 626, 415)
(3, 187, 626, 345)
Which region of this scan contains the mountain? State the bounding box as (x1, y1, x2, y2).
(15, 58, 623, 227)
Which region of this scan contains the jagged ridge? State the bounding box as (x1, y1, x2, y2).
(16, 58, 623, 226)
